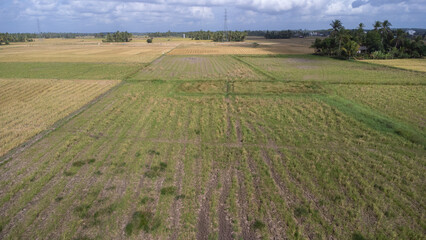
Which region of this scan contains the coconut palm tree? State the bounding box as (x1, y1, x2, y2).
(373, 21, 382, 31)
(330, 20, 344, 55)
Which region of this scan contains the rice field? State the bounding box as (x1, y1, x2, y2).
(168, 37, 316, 55)
(131, 55, 268, 81)
(360, 59, 426, 72)
(331, 84, 426, 131)
(0, 78, 120, 156)
(0, 38, 425, 240)
(0, 41, 177, 63)
(238, 55, 426, 84)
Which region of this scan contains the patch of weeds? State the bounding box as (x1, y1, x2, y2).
(87, 158, 96, 164)
(94, 170, 102, 175)
(252, 219, 265, 230)
(72, 160, 86, 167)
(195, 129, 201, 135)
(352, 233, 368, 240)
(294, 206, 310, 217)
(147, 149, 160, 156)
(55, 196, 63, 202)
(145, 162, 168, 178)
(140, 196, 153, 205)
(175, 194, 186, 200)
(73, 236, 93, 240)
(125, 211, 160, 235)
(30, 175, 36, 182)
(64, 170, 75, 176)
(144, 170, 159, 179)
(135, 151, 141, 157)
(159, 162, 167, 171)
(160, 186, 177, 195)
(106, 186, 116, 191)
(75, 204, 91, 218)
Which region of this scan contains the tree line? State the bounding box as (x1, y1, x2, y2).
(0, 33, 34, 44)
(186, 30, 247, 42)
(311, 20, 426, 59)
(102, 31, 133, 42)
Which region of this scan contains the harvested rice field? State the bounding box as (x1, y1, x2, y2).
(0, 38, 425, 240)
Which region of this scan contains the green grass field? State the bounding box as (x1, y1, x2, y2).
(0, 41, 425, 240)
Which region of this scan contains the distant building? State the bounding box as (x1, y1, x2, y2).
(406, 30, 416, 36)
(183, 34, 186, 38)
(357, 46, 368, 54)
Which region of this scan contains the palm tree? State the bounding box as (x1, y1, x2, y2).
(382, 20, 392, 34)
(330, 19, 344, 55)
(358, 23, 365, 30)
(373, 21, 382, 31)
(393, 29, 405, 48)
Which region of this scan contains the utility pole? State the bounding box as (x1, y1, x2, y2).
(224, 9, 229, 42)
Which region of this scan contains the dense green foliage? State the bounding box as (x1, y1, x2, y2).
(187, 30, 247, 42)
(0, 33, 33, 44)
(312, 20, 426, 59)
(103, 31, 133, 42)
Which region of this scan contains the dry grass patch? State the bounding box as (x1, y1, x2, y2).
(360, 59, 426, 72)
(0, 78, 120, 156)
(0, 41, 178, 63)
(131, 55, 267, 81)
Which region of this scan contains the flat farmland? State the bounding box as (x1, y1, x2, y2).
(239, 55, 426, 84)
(131, 55, 268, 81)
(0, 78, 120, 157)
(360, 59, 426, 72)
(0, 41, 178, 63)
(168, 37, 315, 55)
(0, 38, 425, 240)
(332, 84, 426, 131)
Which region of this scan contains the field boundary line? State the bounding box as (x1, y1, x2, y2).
(0, 81, 124, 165)
(318, 95, 426, 148)
(231, 55, 277, 81)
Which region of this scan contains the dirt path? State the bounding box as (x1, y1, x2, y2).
(218, 168, 233, 240)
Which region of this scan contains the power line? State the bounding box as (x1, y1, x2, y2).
(224, 8, 228, 42)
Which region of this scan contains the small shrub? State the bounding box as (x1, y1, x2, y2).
(159, 162, 167, 171)
(160, 186, 176, 195)
(147, 149, 160, 155)
(140, 196, 153, 204)
(72, 160, 86, 167)
(352, 233, 367, 240)
(75, 204, 91, 218)
(55, 196, 63, 202)
(175, 194, 186, 200)
(294, 206, 310, 217)
(87, 158, 96, 164)
(64, 170, 75, 176)
(147, 38, 153, 43)
(125, 211, 160, 235)
(252, 219, 265, 230)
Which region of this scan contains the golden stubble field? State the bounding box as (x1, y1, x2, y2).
(0, 79, 120, 156)
(360, 58, 426, 72)
(0, 39, 179, 63)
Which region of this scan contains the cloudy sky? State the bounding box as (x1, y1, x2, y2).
(1, 0, 425, 33)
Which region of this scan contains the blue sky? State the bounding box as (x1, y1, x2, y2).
(1, 0, 425, 33)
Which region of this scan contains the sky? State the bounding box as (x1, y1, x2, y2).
(1, 0, 425, 33)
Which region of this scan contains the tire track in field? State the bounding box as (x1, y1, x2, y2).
(169, 105, 192, 240)
(218, 168, 233, 240)
(257, 123, 334, 238)
(246, 153, 287, 239)
(235, 166, 257, 240)
(196, 163, 218, 240)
